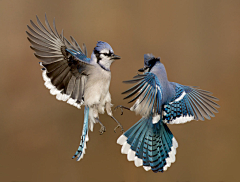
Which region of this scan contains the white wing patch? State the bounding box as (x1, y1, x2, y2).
(169, 91, 186, 104)
(42, 70, 83, 109)
(163, 91, 194, 124)
(164, 114, 194, 124)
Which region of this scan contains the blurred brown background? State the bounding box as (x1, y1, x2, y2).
(0, 0, 239, 182)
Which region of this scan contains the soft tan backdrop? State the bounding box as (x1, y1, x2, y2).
(0, 0, 239, 182)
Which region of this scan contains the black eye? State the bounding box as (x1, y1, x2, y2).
(103, 53, 108, 56)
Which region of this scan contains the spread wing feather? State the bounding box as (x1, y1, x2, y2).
(163, 83, 219, 124)
(27, 14, 93, 108)
(122, 72, 162, 116)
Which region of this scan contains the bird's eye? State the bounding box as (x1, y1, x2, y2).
(103, 53, 108, 56)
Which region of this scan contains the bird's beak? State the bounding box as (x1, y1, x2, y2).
(138, 66, 148, 72)
(111, 54, 121, 60)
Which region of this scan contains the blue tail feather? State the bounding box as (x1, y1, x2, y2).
(136, 125, 148, 159)
(130, 120, 149, 152)
(124, 118, 143, 137)
(161, 130, 171, 158)
(154, 135, 166, 172)
(152, 126, 167, 172)
(72, 106, 89, 161)
(119, 115, 177, 173)
(143, 131, 150, 167)
(126, 118, 146, 145)
(161, 131, 170, 158)
(163, 124, 173, 147)
(135, 118, 151, 158)
(148, 132, 159, 167)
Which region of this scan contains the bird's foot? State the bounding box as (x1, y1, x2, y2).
(114, 123, 124, 133)
(95, 118, 106, 135)
(114, 105, 130, 115)
(99, 123, 106, 135)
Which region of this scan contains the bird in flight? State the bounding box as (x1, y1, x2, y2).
(27, 15, 123, 161)
(116, 54, 219, 172)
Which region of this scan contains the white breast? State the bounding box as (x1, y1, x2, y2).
(84, 66, 111, 107)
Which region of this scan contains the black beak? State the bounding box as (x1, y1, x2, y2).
(111, 54, 121, 60)
(138, 67, 148, 72)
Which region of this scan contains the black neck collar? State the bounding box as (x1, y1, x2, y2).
(98, 62, 110, 72)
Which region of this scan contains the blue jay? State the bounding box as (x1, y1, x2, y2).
(27, 15, 123, 161)
(116, 54, 219, 172)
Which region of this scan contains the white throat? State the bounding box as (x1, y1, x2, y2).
(98, 58, 112, 71)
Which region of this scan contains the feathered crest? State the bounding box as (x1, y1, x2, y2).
(144, 54, 160, 67)
(94, 41, 114, 53)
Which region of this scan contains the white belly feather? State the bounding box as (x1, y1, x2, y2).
(84, 67, 111, 109)
(84, 66, 112, 131)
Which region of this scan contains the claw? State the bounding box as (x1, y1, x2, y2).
(99, 125, 106, 135)
(100, 126, 106, 134)
(95, 118, 106, 135)
(114, 124, 124, 133)
(114, 105, 128, 115)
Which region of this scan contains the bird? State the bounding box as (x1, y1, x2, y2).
(116, 53, 219, 173)
(26, 15, 124, 161)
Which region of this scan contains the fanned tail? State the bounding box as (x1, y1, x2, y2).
(117, 116, 178, 172)
(72, 106, 89, 161)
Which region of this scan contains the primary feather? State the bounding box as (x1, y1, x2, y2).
(117, 53, 219, 172)
(27, 15, 121, 161)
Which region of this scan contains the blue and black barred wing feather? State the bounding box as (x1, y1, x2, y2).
(122, 72, 163, 116)
(163, 83, 220, 124)
(27, 15, 93, 109)
(117, 116, 178, 172)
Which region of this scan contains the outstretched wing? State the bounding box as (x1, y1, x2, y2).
(122, 72, 163, 116)
(163, 83, 220, 124)
(27, 15, 93, 108)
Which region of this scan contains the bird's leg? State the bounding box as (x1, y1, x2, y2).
(110, 116, 124, 133)
(114, 105, 130, 115)
(95, 118, 106, 135)
(106, 102, 124, 133)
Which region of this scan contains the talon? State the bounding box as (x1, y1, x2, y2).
(114, 124, 124, 133)
(99, 126, 106, 135)
(114, 105, 124, 115)
(114, 125, 119, 133)
(114, 105, 120, 111)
